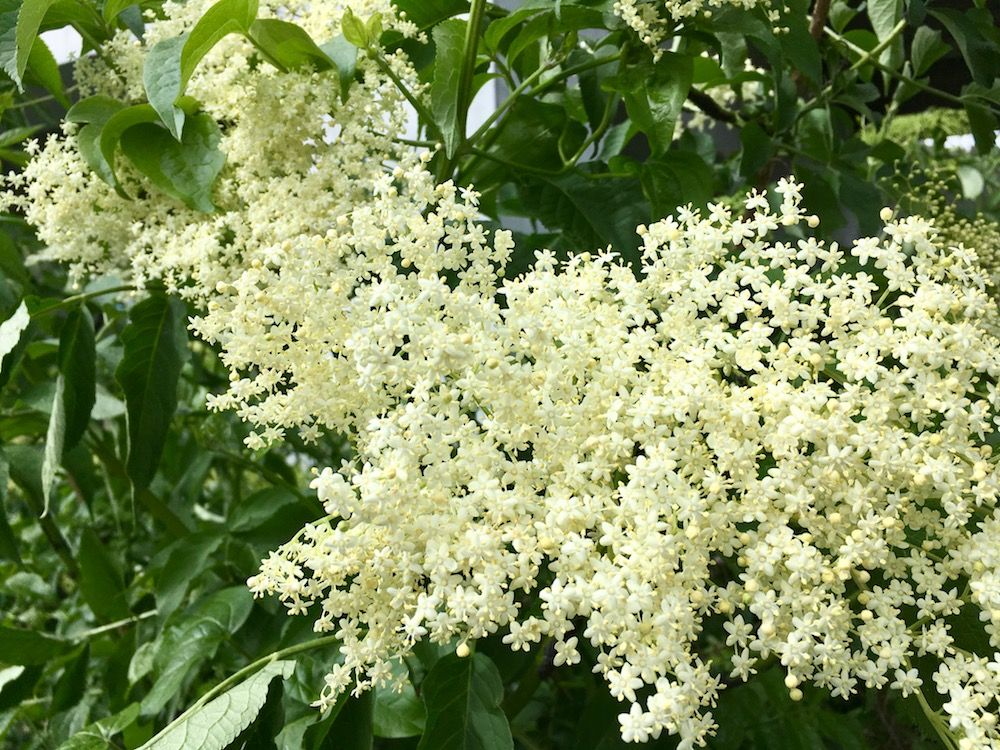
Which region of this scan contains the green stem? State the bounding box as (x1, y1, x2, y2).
(190, 635, 340, 713)
(456, 0, 488, 147)
(525, 51, 622, 99)
(465, 61, 555, 149)
(914, 687, 961, 750)
(72, 609, 157, 641)
(370, 53, 441, 139)
(821, 22, 995, 114)
(31, 285, 136, 319)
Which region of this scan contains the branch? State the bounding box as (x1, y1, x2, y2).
(809, 0, 832, 40)
(687, 87, 738, 125)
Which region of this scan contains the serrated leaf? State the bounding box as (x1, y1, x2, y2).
(0, 0, 57, 89)
(57, 703, 140, 750)
(58, 306, 96, 450)
(25, 36, 69, 106)
(0, 300, 29, 378)
(140, 660, 293, 749)
(616, 52, 692, 156)
(247, 18, 332, 72)
(0, 625, 71, 665)
(144, 0, 258, 138)
(641, 151, 713, 219)
(120, 114, 225, 212)
(431, 18, 466, 158)
(78, 528, 130, 622)
(41, 373, 66, 516)
(115, 294, 188, 492)
(529, 169, 649, 260)
(417, 653, 513, 750)
(142, 587, 253, 716)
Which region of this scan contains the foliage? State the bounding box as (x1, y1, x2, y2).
(0, 1, 997, 749)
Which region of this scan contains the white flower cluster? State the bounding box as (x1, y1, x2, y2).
(614, 0, 774, 57)
(10, 1, 1000, 748)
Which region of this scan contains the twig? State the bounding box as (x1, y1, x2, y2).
(688, 87, 737, 125)
(809, 0, 832, 40)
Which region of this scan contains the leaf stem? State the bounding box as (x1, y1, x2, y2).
(32, 285, 136, 319)
(456, 0, 488, 148)
(370, 52, 441, 138)
(182, 635, 340, 716)
(821, 22, 996, 114)
(72, 609, 157, 641)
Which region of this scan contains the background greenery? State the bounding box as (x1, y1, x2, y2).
(0, 0, 998, 748)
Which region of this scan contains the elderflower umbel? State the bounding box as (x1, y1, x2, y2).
(10, 1, 1000, 746)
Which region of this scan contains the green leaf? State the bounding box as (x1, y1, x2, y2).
(115, 294, 189, 493)
(617, 52, 692, 156)
(0, 0, 57, 89)
(141, 587, 254, 716)
(0, 449, 20, 562)
(143, 35, 188, 140)
(929, 8, 1000, 87)
(143, 0, 258, 138)
(52, 644, 89, 712)
(374, 663, 425, 738)
(78, 528, 130, 622)
(391, 0, 466, 31)
(866, 0, 903, 71)
(779, 5, 821, 85)
(96, 103, 161, 195)
(67, 95, 126, 124)
(910, 26, 950, 76)
(25, 36, 69, 107)
(141, 660, 293, 749)
(41, 373, 66, 516)
(154, 532, 225, 620)
(57, 703, 140, 750)
(739, 121, 772, 180)
(341, 7, 369, 49)
(417, 652, 513, 750)
(120, 113, 226, 212)
(0, 625, 71, 665)
(0, 299, 28, 380)
(320, 35, 357, 102)
(430, 18, 466, 158)
(102, 0, 136, 24)
(965, 101, 999, 155)
(247, 18, 332, 72)
(529, 169, 649, 260)
(641, 151, 713, 219)
(58, 306, 96, 450)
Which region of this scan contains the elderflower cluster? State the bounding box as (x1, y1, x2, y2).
(10, 1, 1000, 747)
(897, 164, 1000, 294)
(614, 0, 774, 56)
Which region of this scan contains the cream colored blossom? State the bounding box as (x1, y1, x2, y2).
(10, 1, 1000, 747)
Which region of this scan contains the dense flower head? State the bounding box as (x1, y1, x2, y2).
(9, 1, 1000, 748)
